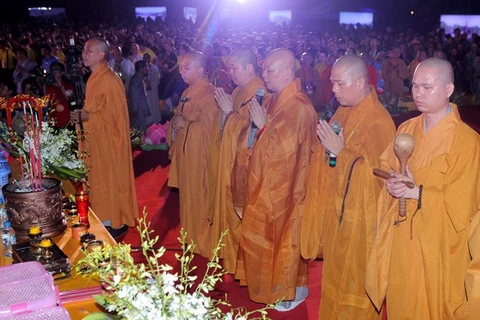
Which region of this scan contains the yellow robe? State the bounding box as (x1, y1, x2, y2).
(366, 104, 480, 320)
(83, 62, 138, 227)
(236, 79, 317, 304)
(209, 77, 267, 274)
(301, 88, 396, 319)
(168, 77, 219, 258)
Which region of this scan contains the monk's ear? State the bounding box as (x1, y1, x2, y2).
(356, 76, 366, 89)
(446, 82, 454, 98)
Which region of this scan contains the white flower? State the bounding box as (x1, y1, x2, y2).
(74, 219, 272, 320)
(113, 274, 122, 286)
(162, 271, 178, 287)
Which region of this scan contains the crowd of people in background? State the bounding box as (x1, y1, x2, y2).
(1, 16, 480, 130)
(1, 13, 480, 319)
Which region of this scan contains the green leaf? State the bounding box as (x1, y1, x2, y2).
(93, 294, 107, 307)
(81, 312, 120, 320)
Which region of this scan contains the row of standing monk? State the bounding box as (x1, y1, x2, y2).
(166, 46, 480, 319)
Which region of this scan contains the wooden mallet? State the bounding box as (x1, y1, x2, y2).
(394, 133, 415, 217)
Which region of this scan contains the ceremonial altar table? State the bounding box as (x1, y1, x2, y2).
(0, 208, 116, 319)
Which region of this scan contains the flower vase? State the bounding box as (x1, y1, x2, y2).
(2, 178, 66, 242)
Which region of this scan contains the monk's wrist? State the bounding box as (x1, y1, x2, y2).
(225, 110, 236, 122)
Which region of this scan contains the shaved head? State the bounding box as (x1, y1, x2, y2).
(262, 48, 296, 93)
(415, 57, 454, 85)
(180, 51, 207, 85)
(230, 47, 258, 70)
(83, 37, 110, 70)
(412, 57, 455, 117)
(267, 48, 296, 75)
(333, 55, 369, 82)
(87, 37, 109, 61)
(185, 51, 207, 72)
(330, 54, 371, 106)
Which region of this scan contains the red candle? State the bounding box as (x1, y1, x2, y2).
(75, 191, 90, 228)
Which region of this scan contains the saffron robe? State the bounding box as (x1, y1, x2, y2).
(382, 57, 407, 98)
(366, 104, 480, 320)
(83, 62, 138, 227)
(295, 66, 321, 107)
(168, 78, 219, 258)
(209, 77, 267, 274)
(301, 88, 395, 319)
(236, 79, 317, 304)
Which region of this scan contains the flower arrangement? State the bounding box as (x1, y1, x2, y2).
(75, 210, 275, 320)
(143, 122, 169, 145)
(0, 118, 87, 184)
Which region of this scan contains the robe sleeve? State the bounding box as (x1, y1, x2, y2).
(421, 129, 480, 234)
(336, 117, 395, 190)
(463, 207, 480, 319)
(449, 130, 480, 320)
(398, 60, 408, 80)
(87, 70, 124, 117)
(263, 102, 316, 226)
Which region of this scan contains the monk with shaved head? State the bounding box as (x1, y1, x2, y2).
(235, 48, 317, 311)
(167, 50, 219, 258)
(72, 37, 138, 239)
(301, 54, 395, 319)
(209, 47, 269, 273)
(366, 58, 480, 319)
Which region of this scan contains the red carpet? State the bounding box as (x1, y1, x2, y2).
(124, 149, 321, 319)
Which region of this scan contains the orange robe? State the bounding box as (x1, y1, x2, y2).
(236, 79, 317, 304)
(407, 59, 420, 86)
(295, 67, 321, 107)
(317, 66, 333, 105)
(168, 77, 219, 258)
(366, 104, 480, 320)
(301, 88, 396, 319)
(382, 58, 407, 98)
(209, 77, 267, 274)
(83, 62, 138, 227)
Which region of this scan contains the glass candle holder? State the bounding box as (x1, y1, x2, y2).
(75, 190, 90, 228)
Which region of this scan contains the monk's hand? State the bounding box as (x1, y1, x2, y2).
(172, 116, 185, 133)
(317, 120, 344, 156)
(249, 97, 267, 129)
(214, 87, 233, 114)
(71, 109, 89, 123)
(386, 166, 419, 200)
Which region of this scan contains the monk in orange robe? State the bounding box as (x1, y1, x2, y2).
(210, 47, 268, 274)
(295, 51, 321, 107)
(316, 54, 336, 106)
(407, 49, 427, 87)
(168, 51, 219, 258)
(73, 38, 138, 229)
(366, 58, 480, 320)
(301, 55, 396, 319)
(236, 49, 317, 310)
(382, 47, 407, 105)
